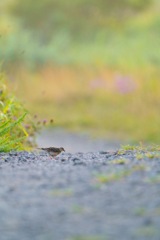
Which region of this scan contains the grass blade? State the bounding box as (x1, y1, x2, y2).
(0, 112, 27, 137)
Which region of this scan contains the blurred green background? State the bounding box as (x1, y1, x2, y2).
(0, 0, 160, 143)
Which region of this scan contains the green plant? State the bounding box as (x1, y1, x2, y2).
(136, 153, 144, 160)
(0, 112, 27, 151)
(96, 170, 130, 184)
(9, 0, 152, 42)
(120, 145, 137, 151)
(0, 72, 37, 151)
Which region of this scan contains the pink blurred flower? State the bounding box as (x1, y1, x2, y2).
(115, 75, 137, 94)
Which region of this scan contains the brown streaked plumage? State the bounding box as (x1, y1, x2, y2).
(39, 147, 65, 157)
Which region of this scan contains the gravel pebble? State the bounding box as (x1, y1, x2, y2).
(0, 150, 160, 240)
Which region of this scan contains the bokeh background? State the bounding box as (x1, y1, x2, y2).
(0, 0, 160, 144)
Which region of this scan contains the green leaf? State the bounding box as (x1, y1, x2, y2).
(0, 120, 10, 129)
(0, 112, 27, 137)
(0, 136, 26, 152)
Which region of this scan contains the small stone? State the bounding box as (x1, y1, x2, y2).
(99, 151, 109, 154)
(9, 151, 18, 156)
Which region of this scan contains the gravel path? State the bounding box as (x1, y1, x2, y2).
(0, 149, 160, 240)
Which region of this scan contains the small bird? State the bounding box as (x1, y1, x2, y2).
(39, 147, 65, 157)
